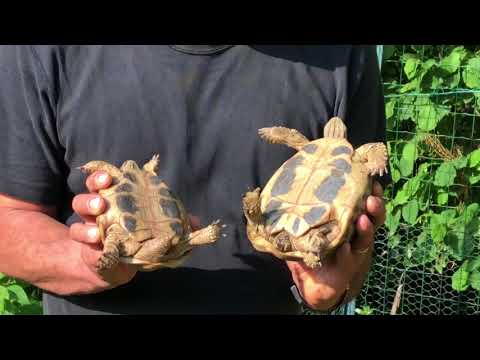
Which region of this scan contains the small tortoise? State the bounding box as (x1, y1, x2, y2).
(242, 117, 388, 268)
(79, 155, 225, 272)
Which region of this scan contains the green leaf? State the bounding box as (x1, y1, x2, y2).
(399, 142, 417, 177)
(468, 174, 480, 185)
(468, 149, 480, 167)
(387, 234, 401, 249)
(451, 156, 468, 169)
(415, 101, 450, 131)
(465, 203, 480, 223)
(467, 256, 480, 272)
(431, 214, 447, 243)
(399, 79, 418, 93)
(452, 261, 470, 291)
(392, 168, 401, 182)
(7, 284, 30, 306)
(439, 47, 465, 74)
(404, 57, 421, 80)
(402, 200, 419, 225)
(441, 209, 458, 227)
(463, 57, 480, 89)
(437, 191, 449, 205)
(434, 162, 457, 187)
(385, 207, 401, 235)
(386, 99, 396, 119)
(469, 271, 480, 291)
(393, 188, 409, 206)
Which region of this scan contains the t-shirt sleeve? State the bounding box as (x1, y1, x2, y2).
(0, 45, 65, 206)
(346, 45, 392, 188)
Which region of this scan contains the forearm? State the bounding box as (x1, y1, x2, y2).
(0, 207, 99, 296)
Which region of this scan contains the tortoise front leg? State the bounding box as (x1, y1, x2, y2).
(353, 143, 389, 176)
(78, 160, 122, 179)
(258, 127, 310, 151)
(187, 220, 224, 246)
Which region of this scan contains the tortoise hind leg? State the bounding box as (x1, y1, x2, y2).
(258, 127, 309, 151)
(143, 154, 160, 175)
(97, 224, 128, 271)
(353, 143, 389, 176)
(242, 187, 264, 226)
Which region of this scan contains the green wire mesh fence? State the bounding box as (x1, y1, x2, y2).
(354, 45, 480, 315)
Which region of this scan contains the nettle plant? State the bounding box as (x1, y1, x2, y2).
(382, 45, 480, 293)
(0, 273, 42, 315)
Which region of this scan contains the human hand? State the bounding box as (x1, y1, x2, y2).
(287, 181, 386, 311)
(70, 171, 138, 292)
(70, 171, 202, 293)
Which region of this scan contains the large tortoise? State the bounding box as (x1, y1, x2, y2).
(80, 155, 225, 272)
(242, 117, 388, 268)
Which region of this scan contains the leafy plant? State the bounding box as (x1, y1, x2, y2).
(382, 45, 480, 294)
(0, 273, 42, 315)
(355, 305, 375, 315)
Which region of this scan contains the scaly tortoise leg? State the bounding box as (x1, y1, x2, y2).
(353, 143, 389, 176)
(97, 224, 129, 271)
(187, 220, 225, 246)
(78, 160, 122, 179)
(258, 127, 310, 151)
(142, 154, 160, 175)
(323, 117, 348, 138)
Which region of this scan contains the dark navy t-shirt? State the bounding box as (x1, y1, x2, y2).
(0, 45, 387, 314)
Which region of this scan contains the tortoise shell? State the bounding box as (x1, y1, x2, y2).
(80, 155, 223, 271)
(260, 138, 371, 252)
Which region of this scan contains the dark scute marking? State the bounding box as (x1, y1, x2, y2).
(123, 216, 137, 232)
(110, 176, 119, 185)
(332, 169, 343, 177)
(160, 199, 180, 218)
(116, 183, 133, 193)
(270, 156, 303, 197)
(292, 218, 300, 233)
(265, 199, 282, 213)
(158, 188, 172, 197)
(314, 175, 346, 203)
(117, 194, 138, 213)
(265, 208, 284, 228)
(283, 155, 304, 171)
(331, 146, 352, 156)
(264, 200, 284, 228)
(150, 175, 163, 185)
(303, 144, 318, 153)
(123, 172, 137, 183)
(304, 206, 326, 226)
(170, 222, 184, 236)
(332, 158, 352, 173)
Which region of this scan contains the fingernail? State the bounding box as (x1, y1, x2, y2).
(89, 197, 102, 212)
(97, 173, 109, 184)
(87, 227, 99, 241)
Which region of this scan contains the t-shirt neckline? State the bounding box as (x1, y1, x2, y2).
(169, 45, 234, 55)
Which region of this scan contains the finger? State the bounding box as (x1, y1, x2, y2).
(80, 242, 103, 272)
(366, 195, 386, 229)
(72, 194, 107, 220)
(85, 171, 112, 193)
(372, 181, 384, 198)
(70, 222, 102, 245)
(334, 243, 357, 283)
(350, 214, 375, 255)
(188, 215, 201, 231)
